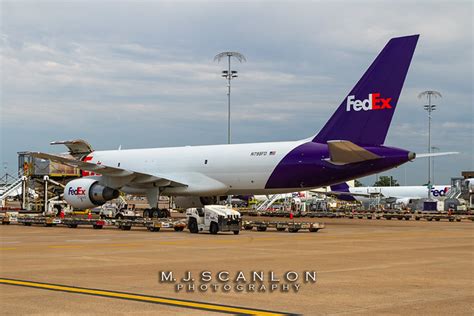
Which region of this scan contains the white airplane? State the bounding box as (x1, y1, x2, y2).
(322, 182, 452, 206)
(28, 35, 457, 217)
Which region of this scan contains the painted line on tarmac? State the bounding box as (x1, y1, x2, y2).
(0, 278, 293, 316)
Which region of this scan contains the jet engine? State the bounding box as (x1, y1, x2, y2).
(64, 178, 119, 209)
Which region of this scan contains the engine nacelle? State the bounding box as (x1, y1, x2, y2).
(64, 178, 119, 209)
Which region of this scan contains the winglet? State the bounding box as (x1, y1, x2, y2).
(50, 139, 93, 158)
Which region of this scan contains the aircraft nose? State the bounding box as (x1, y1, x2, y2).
(408, 152, 416, 161)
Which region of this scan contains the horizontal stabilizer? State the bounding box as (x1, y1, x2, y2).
(326, 140, 380, 165)
(416, 152, 459, 158)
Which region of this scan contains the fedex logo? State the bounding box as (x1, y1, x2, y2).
(431, 187, 449, 197)
(346, 93, 392, 112)
(68, 187, 86, 196)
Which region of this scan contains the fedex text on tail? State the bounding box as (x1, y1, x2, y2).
(346, 93, 392, 112)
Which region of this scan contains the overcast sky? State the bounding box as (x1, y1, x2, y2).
(1, 0, 472, 186)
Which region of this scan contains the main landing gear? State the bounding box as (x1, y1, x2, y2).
(143, 208, 170, 219)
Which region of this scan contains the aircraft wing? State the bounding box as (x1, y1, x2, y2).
(27, 152, 187, 188)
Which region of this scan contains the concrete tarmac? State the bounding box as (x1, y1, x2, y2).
(1, 218, 473, 315)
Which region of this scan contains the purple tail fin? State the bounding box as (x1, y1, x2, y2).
(330, 182, 350, 192)
(313, 35, 419, 146)
(330, 182, 356, 201)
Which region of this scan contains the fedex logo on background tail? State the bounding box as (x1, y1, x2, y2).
(346, 93, 392, 112)
(431, 186, 449, 197)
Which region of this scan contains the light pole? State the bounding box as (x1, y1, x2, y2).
(418, 90, 441, 198)
(214, 52, 246, 206)
(431, 146, 439, 185)
(214, 52, 246, 145)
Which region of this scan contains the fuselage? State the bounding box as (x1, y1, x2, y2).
(349, 185, 451, 202)
(86, 139, 411, 196)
